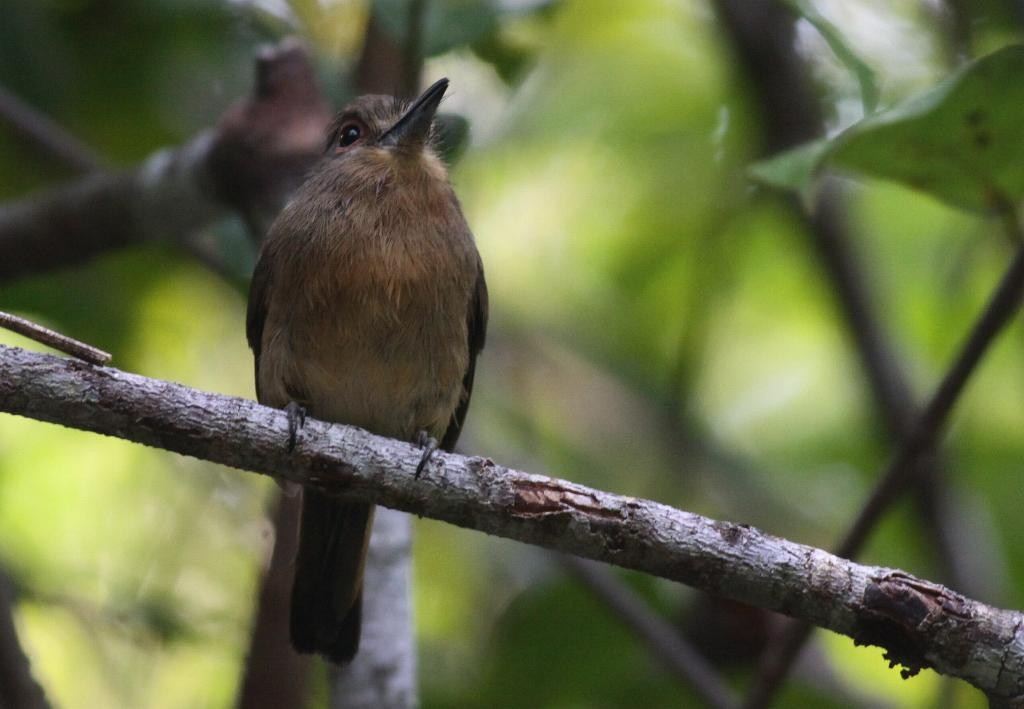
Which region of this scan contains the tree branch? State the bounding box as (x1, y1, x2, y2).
(838, 238, 1024, 557)
(0, 39, 329, 281)
(0, 83, 105, 174)
(0, 311, 110, 365)
(0, 343, 1022, 701)
(560, 556, 739, 708)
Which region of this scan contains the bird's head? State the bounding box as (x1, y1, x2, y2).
(324, 78, 449, 170)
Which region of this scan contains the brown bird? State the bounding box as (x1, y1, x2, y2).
(246, 78, 487, 663)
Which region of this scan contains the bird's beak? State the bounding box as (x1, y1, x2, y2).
(380, 78, 448, 150)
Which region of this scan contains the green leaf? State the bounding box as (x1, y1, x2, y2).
(828, 44, 1024, 212)
(784, 0, 879, 115)
(747, 45, 1024, 213)
(747, 138, 830, 204)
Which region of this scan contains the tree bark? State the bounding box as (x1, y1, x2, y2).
(0, 342, 1022, 702)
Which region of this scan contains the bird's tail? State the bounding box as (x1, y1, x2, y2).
(289, 489, 375, 663)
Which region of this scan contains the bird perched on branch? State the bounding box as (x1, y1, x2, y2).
(246, 78, 487, 663)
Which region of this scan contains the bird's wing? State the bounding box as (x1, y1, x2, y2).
(440, 257, 488, 452)
(246, 249, 274, 402)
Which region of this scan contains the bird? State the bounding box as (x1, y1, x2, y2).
(246, 77, 487, 663)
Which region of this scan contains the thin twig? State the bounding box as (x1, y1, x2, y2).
(561, 556, 739, 709)
(495, 329, 761, 700)
(0, 84, 105, 174)
(839, 250, 1024, 558)
(808, 187, 986, 592)
(0, 311, 110, 365)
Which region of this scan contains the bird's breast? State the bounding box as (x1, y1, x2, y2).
(259, 203, 476, 442)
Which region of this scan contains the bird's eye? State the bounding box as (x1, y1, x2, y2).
(338, 123, 362, 147)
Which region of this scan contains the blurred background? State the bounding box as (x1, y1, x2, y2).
(1, 0, 1022, 706)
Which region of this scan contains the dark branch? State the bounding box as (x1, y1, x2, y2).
(838, 241, 1024, 558)
(0, 568, 50, 709)
(0, 84, 104, 174)
(0, 311, 111, 365)
(560, 556, 739, 709)
(0, 40, 329, 282)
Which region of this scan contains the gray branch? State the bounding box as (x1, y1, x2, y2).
(1, 342, 1022, 702)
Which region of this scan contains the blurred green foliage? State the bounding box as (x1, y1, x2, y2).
(2, 0, 1024, 707)
(784, 0, 879, 114)
(753, 44, 1024, 212)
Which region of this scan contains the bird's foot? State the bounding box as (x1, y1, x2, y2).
(414, 430, 438, 479)
(285, 401, 307, 452)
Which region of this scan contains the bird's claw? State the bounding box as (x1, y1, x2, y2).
(285, 401, 307, 452)
(414, 430, 438, 478)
